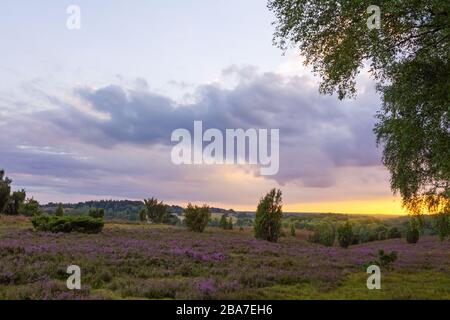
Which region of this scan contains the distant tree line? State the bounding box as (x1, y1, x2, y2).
(2, 168, 448, 243)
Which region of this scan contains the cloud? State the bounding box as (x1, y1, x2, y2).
(0, 66, 384, 202)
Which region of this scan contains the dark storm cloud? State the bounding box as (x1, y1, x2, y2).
(1, 68, 382, 192)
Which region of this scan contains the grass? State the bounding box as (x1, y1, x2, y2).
(255, 270, 450, 299)
(0, 216, 449, 300)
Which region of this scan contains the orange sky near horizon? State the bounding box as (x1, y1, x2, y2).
(180, 196, 407, 216)
(284, 197, 406, 215)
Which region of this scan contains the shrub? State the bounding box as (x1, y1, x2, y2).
(364, 250, 398, 271)
(406, 218, 420, 244)
(5, 189, 26, 215)
(228, 217, 233, 230)
(377, 250, 398, 269)
(357, 227, 370, 243)
(308, 222, 335, 246)
(143, 198, 168, 224)
(433, 212, 450, 242)
(18, 198, 42, 216)
(184, 204, 211, 233)
(219, 214, 228, 229)
(387, 227, 402, 239)
(139, 208, 147, 222)
(337, 221, 353, 248)
(376, 225, 388, 240)
(290, 224, 296, 237)
(31, 215, 104, 233)
(88, 208, 104, 219)
(351, 234, 360, 245)
(254, 189, 283, 242)
(406, 227, 420, 244)
(0, 170, 12, 214)
(55, 204, 64, 217)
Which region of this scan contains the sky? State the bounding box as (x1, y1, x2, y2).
(0, 1, 405, 214)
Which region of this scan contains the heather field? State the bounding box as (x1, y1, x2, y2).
(0, 215, 449, 300)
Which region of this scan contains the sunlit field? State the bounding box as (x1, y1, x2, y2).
(1, 215, 448, 300)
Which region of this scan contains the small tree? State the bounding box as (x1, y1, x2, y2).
(290, 224, 296, 237)
(18, 198, 41, 217)
(55, 204, 64, 217)
(376, 225, 388, 241)
(387, 227, 402, 239)
(433, 211, 450, 242)
(0, 170, 12, 214)
(337, 221, 353, 248)
(144, 198, 168, 224)
(184, 203, 211, 233)
(308, 221, 335, 246)
(5, 189, 26, 215)
(88, 208, 104, 219)
(227, 217, 233, 230)
(366, 250, 398, 271)
(254, 188, 283, 242)
(139, 208, 147, 223)
(406, 217, 420, 244)
(219, 214, 228, 229)
(377, 250, 398, 271)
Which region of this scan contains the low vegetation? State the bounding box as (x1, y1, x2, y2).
(0, 216, 448, 300)
(31, 215, 104, 234)
(184, 204, 211, 233)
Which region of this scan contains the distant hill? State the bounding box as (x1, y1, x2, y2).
(41, 200, 237, 221)
(41, 200, 403, 221)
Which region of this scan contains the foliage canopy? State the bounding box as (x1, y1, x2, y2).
(268, 0, 450, 215)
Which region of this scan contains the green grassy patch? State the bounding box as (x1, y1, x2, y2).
(255, 270, 450, 300)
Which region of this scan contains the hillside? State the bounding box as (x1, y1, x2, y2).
(41, 200, 237, 221)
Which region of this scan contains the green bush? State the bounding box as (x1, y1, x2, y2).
(228, 217, 233, 230)
(364, 250, 398, 271)
(406, 220, 420, 244)
(290, 224, 296, 237)
(433, 212, 450, 242)
(143, 198, 168, 224)
(254, 189, 283, 242)
(31, 215, 104, 234)
(219, 214, 228, 229)
(139, 208, 146, 222)
(55, 204, 64, 217)
(308, 221, 335, 246)
(337, 221, 353, 248)
(387, 227, 402, 239)
(5, 189, 26, 215)
(18, 198, 42, 217)
(0, 170, 11, 214)
(377, 250, 398, 270)
(376, 225, 388, 240)
(184, 204, 211, 233)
